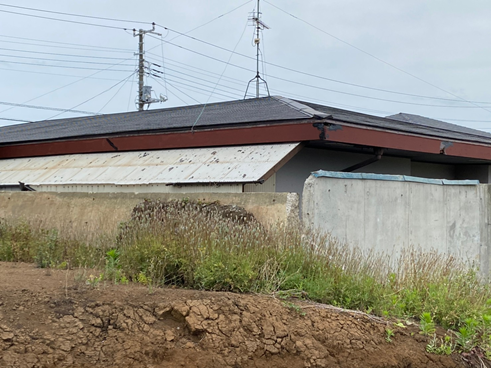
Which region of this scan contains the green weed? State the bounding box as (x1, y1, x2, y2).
(2, 200, 491, 355)
(385, 328, 395, 343)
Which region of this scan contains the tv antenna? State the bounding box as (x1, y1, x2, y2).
(244, 0, 270, 99)
(133, 23, 168, 111)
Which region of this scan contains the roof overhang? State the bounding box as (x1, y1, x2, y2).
(1, 118, 491, 163)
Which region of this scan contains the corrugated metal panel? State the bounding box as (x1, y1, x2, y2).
(244, 173, 276, 193)
(0, 143, 300, 186)
(35, 183, 243, 194)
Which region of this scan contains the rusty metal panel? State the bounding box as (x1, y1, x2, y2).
(0, 143, 300, 187)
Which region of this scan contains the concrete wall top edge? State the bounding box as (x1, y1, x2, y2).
(311, 170, 480, 186)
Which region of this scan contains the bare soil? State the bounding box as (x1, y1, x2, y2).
(0, 262, 470, 368)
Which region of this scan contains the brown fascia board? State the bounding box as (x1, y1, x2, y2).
(1, 118, 491, 162)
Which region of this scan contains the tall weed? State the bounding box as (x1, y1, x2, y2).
(1, 199, 490, 338)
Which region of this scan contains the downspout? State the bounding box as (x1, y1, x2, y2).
(342, 148, 385, 173)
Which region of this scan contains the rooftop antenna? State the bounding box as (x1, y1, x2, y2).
(244, 0, 270, 99)
(133, 23, 168, 111)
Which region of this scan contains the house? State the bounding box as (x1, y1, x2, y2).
(1, 96, 491, 198)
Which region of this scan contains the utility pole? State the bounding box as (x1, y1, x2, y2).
(255, 0, 261, 98)
(133, 23, 167, 111)
(244, 0, 270, 99)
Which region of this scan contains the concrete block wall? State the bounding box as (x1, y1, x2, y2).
(0, 192, 299, 240)
(302, 172, 489, 275)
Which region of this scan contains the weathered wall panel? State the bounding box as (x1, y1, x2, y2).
(302, 172, 487, 274)
(0, 192, 299, 240)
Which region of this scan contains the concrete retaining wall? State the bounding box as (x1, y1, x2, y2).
(302, 171, 489, 275)
(0, 192, 299, 239)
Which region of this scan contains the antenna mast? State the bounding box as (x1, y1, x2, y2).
(133, 23, 167, 111)
(244, 0, 270, 99)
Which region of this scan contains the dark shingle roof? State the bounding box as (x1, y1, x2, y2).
(297, 100, 491, 145)
(0, 97, 310, 145)
(2, 96, 491, 147)
(386, 113, 491, 139)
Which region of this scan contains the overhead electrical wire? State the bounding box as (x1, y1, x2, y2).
(262, 0, 491, 115)
(0, 66, 132, 81)
(0, 3, 251, 119)
(0, 117, 31, 123)
(158, 39, 491, 108)
(162, 68, 246, 95)
(127, 56, 138, 111)
(0, 34, 134, 53)
(0, 59, 134, 72)
(0, 46, 131, 60)
(158, 76, 241, 100)
(0, 8, 131, 30)
(0, 101, 97, 115)
(167, 0, 252, 42)
(3, 2, 491, 113)
(156, 24, 491, 106)
(154, 78, 200, 104)
(0, 55, 138, 115)
(0, 3, 150, 25)
(46, 72, 136, 120)
(190, 14, 250, 131)
(4, 2, 489, 123)
(97, 72, 134, 113)
(0, 53, 135, 66)
(164, 86, 190, 106)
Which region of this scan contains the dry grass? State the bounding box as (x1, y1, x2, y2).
(0, 199, 490, 331)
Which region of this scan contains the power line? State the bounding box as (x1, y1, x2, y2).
(97, 73, 134, 113)
(0, 3, 150, 25)
(190, 14, 250, 131)
(157, 24, 491, 106)
(151, 75, 240, 100)
(0, 66, 128, 81)
(146, 54, 246, 86)
(165, 85, 190, 106)
(0, 46, 131, 60)
(0, 101, 98, 115)
(164, 69, 245, 95)
(0, 59, 134, 72)
(160, 39, 491, 109)
(0, 53, 135, 66)
(0, 34, 133, 53)
(46, 72, 136, 120)
(0, 55, 138, 115)
(154, 79, 200, 104)
(262, 0, 491, 115)
(0, 117, 31, 123)
(0, 8, 130, 30)
(163, 77, 241, 100)
(167, 0, 253, 42)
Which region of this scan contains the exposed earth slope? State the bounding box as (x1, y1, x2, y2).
(0, 262, 469, 368)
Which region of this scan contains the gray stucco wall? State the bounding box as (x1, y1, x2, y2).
(302, 172, 489, 276)
(275, 147, 411, 198)
(410, 162, 456, 180)
(456, 165, 491, 183)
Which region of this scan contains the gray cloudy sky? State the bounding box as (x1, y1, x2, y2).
(1, 0, 491, 131)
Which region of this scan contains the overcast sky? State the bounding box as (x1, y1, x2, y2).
(1, 0, 491, 132)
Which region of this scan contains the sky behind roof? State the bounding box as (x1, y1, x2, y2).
(1, 0, 491, 131)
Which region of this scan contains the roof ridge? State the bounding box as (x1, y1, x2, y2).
(271, 96, 330, 119)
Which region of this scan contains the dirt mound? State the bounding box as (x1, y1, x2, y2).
(0, 262, 466, 368)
